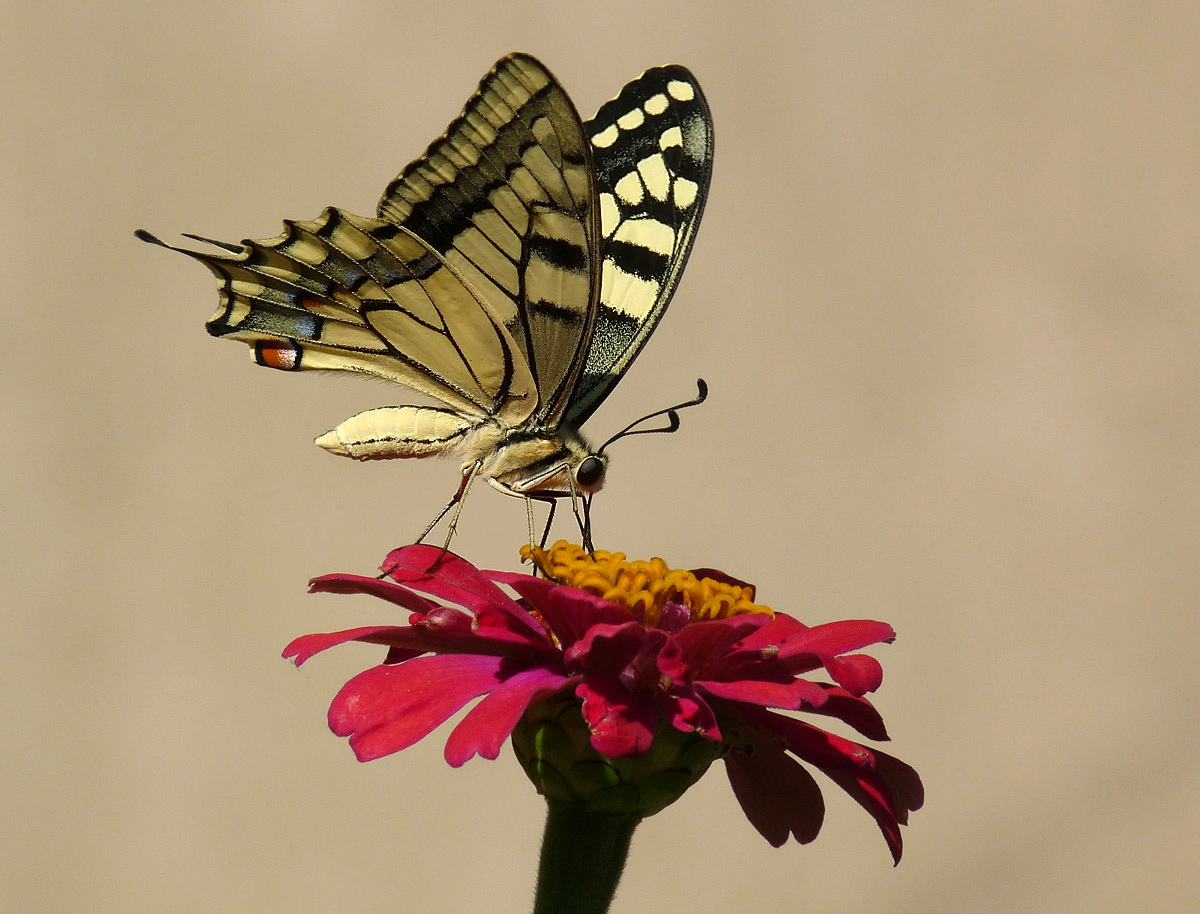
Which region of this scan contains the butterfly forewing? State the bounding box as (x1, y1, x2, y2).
(377, 53, 601, 425)
(565, 65, 714, 428)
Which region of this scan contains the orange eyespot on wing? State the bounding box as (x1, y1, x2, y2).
(254, 340, 301, 371)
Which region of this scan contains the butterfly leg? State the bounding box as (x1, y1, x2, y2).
(523, 495, 559, 549)
(562, 475, 595, 555)
(539, 499, 558, 549)
(414, 461, 482, 570)
(439, 461, 482, 551)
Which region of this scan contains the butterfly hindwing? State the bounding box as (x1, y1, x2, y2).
(191, 207, 534, 421)
(565, 65, 714, 427)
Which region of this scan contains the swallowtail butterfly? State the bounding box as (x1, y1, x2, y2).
(139, 53, 713, 544)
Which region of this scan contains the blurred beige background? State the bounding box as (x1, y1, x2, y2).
(4, 2, 1198, 912)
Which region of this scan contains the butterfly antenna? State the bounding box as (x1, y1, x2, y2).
(597, 378, 708, 456)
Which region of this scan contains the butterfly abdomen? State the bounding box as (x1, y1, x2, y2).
(315, 406, 483, 461)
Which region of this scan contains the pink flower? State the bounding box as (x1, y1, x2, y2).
(284, 542, 923, 863)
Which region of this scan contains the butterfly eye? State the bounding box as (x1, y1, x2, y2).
(576, 456, 606, 490)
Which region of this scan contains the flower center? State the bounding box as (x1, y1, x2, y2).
(523, 541, 773, 627)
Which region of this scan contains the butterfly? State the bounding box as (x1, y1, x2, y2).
(138, 52, 713, 548)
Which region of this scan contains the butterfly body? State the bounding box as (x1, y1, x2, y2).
(139, 53, 712, 527)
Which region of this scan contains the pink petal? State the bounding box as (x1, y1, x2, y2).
(545, 586, 636, 650)
(444, 667, 573, 767)
(576, 674, 658, 758)
(727, 613, 811, 656)
(283, 626, 410, 666)
(776, 619, 896, 672)
(724, 741, 824, 847)
(490, 571, 636, 652)
(382, 546, 543, 635)
(329, 654, 506, 761)
(822, 652, 884, 695)
(563, 621, 647, 675)
(307, 574, 437, 614)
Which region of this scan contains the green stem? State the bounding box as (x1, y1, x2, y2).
(531, 800, 643, 914)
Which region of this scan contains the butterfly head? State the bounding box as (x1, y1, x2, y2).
(575, 455, 606, 491)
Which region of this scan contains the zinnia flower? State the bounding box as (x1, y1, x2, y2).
(283, 541, 922, 864)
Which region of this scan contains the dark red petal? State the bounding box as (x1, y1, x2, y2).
(328, 654, 506, 762)
(741, 708, 914, 863)
(698, 677, 827, 710)
(724, 742, 824, 847)
(671, 615, 771, 672)
(688, 567, 757, 598)
(660, 688, 721, 741)
(444, 667, 573, 767)
(873, 748, 925, 824)
(752, 709, 875, 771)
(821, 763, 907, 864)
(283, 626, 411, 666)
(806, 686, 889, 741)
(307, 574, 437, 613)
(576, 674, 658, 758)
(546, 586, 635, 650)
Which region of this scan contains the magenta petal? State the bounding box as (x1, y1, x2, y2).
(698, 677, 827, 710)
(776, 619, 896, 669)
(283, 626, 410, 666)
(381, 546, 542, 634)
(329, 654, 506, 761)
(671, 616, 770, 670)
(725, 742, 824, 847)
(577, 674, 658, 757)
(444, 667, 573, 767)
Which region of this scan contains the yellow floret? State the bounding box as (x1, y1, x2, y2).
(522, 541, 772, 626)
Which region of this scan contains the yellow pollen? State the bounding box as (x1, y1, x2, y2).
(522, 541, 773, 626)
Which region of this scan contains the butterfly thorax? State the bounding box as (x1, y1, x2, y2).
(482, 424, 606, 498)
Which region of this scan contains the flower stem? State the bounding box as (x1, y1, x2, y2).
(532, 800, 642, 914)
